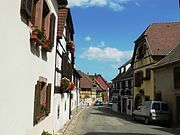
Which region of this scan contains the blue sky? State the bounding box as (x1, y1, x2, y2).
(67, 0, 180, 82)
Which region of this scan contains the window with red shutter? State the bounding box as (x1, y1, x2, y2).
(46, 83, 52, 114)
(49, 13, 56, 43)
(33, 80, 52, 126)
(33, 81, 41, 126)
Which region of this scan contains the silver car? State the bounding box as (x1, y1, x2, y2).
(132, 101, 169, 125)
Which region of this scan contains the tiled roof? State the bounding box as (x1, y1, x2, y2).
(135, 22, 180, 55)
(154, 43, 180, 68)
(113, 59, 132, 81)
(95, 75, 109, 91)
(57, 8, 68, 38)
(112, 67, 133, 82)
(77, 70, 93, 89)
(112, 72, 123, 82)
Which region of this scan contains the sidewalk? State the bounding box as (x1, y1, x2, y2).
(56, 107, 85, 135)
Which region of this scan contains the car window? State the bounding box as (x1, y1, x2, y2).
(152, 103, 160, 111)
(161, 103, 168, 111)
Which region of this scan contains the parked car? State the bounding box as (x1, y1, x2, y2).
(132, 101, 169, 125)
(94, 101, 103, 106)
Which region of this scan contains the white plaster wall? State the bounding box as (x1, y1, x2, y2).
(60, 93, 70, 128)
(54, 26, 71, 132)
(0, 0, 57, 135)
(54, 94, 70, 133)
(71, 90, 77, 111)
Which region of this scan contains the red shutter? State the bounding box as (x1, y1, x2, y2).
(44, 12, 51, 39)
(21, 0, 34, 18)
(49, 13, 56, 43)
(35, 0, 43, 29)
(46, 83, 52, 114)
(33, 81, 41, 125)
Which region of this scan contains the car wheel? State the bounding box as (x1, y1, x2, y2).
(132, 114, 136, 121)
(144, 117, 149, 125)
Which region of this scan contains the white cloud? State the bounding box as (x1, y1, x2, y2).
(79, 46, 133, 62)
(111, 64, 119, 69)
(98, 41, 106, 47)
(109, 2, 124, 11)
(85, 36, 92, 42)
(68, 0, 131, 11)
(135, 2, 140, 6)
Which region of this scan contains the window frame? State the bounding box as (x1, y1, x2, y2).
(174, 67, 180, 89)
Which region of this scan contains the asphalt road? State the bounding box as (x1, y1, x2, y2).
(73, 105, 180, 135)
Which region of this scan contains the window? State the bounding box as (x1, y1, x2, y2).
(33, 81, 51, 125)
(134, 71, 143, 87)
(144, 68, 151, 80)
(152, 103, 160, 111)
(21, 0, 56, 50)
(137, 45, 145, 59)
(128, 80, 131, 89)
(174, 67, 180, 88)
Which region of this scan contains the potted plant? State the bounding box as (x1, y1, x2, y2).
(41, 39, 54, 52)
(68, 82, 75, 90)
(60, 77, 70, 93)
(41, 130, 52, 135)
(67, 41, 75, 53)
(40, 105, 47, 114)
(31, 26, 45, 45)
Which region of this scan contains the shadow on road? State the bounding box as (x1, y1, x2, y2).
(92, 106, 132, 121)
(152, 127, 180, 135)
(91, 106, 180, 135)
(84, 132, 156, 135)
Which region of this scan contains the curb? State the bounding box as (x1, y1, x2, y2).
(57, 108, 84, 135)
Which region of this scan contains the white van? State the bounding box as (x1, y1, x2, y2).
(132, 101, 169, 124)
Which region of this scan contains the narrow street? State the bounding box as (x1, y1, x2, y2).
(70, 105, 180, 135)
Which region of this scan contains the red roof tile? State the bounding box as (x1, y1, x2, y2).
(136, 22, 180, 55)
(154, 43, 180, 68)
(77, 70, 93, 89)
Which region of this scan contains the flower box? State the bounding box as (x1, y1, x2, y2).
(67, 41, 75, 53)
(31, 26, 45, 46)
(41, 39, 54, 52)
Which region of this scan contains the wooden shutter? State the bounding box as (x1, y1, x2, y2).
(139, 71, 143, 84)
(33, 81, 41, 125)
(174, 67, 180, 88)
(35, 0, 43, 28)
(46, 83, 52, 114)
(135, 71, 143, 87)
(49, 13, 56, 43)
(61, 53, 68, 77)
(134, 72, 139, 87)
(145, 68, 151, 80)
(21, 0, 34, 18)
(68, 63, 73, 80)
